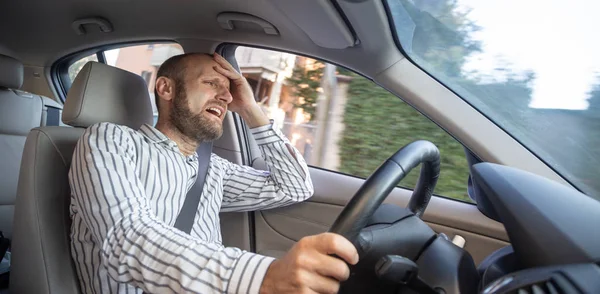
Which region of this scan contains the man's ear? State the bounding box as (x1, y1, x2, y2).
(155, 76, 175, 102)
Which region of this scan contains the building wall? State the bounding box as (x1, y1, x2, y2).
(112, 44, 183, 115)
(236, 47, 295, 73)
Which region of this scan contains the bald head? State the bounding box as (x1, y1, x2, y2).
(153, 53, 213, 111)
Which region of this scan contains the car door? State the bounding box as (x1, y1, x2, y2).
(220, 45, 510, 265)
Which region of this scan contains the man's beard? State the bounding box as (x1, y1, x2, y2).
(171, 83, 223, 143)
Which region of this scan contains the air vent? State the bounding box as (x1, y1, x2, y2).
(514, 282, 557, 294)
(512, 274, 576, 294)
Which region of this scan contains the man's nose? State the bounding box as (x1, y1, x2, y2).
(217, 88, 233, 104)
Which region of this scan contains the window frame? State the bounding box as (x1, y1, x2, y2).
(51, 40, 181, 102)
(226, 43, 479, 203)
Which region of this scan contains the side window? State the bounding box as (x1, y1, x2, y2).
(64, 43, 184, 124)
(235, 46, 472, 202)
(68, 54, 98, 82)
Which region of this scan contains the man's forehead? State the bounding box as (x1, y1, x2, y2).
(184, 55, 229, 83)
(184, 54, 216, 74)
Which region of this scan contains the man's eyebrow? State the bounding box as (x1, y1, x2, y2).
(203, 75, 230, 89)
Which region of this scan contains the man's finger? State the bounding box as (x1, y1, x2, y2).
(213, 53, 238, 72)
(316, 233, 359, 265)
(213, 65, 240, 81)
(314, 254, 351, 281)
(307, 274, 340, 294)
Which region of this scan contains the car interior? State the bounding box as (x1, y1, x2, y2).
(0, 0, 599, 293)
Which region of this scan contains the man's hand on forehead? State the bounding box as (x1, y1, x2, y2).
(211, 53, 252, 101)
(212, 53, 242, 82)
(211, 53, 270, 128)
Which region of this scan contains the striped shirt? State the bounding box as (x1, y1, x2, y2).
(68, 121, 313, 294)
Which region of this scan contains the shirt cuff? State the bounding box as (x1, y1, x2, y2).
(249, 120, 286, 145)
(227, 252, 276, 294)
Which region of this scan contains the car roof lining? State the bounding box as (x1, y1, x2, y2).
(0, 0, 403, 78)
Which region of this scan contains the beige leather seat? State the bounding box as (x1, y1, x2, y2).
(10, 61, 153, 294)
(0, 54, 63, 239)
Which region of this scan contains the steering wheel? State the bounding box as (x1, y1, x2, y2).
(328, 140, 453, 294)
(329, 140, 441, 243)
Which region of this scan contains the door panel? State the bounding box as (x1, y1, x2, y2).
(220, 212, 252, 251)
(254, 167, 509, 265)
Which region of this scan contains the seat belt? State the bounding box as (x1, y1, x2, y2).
(45, 106, 61, 126)
(173, 141, 213, 234)
(143, 142, 212, 294)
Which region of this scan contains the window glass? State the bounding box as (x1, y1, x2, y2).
(66, 43, 184, 124)
(235, 46, 472, 202)
(68, 53, 98, 82)
(385, 0, 600, 200)
(105, 44, 184, 123)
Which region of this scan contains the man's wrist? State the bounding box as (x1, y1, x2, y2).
(239, 104, 270, 128)
(258, 259, 279, 294)
(227, 253, 275, 294)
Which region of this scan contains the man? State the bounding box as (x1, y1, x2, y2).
(69, 53, 358, 294)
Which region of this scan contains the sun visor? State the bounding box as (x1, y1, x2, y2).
(267, 0, 356, 49)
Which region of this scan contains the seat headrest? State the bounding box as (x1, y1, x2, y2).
(62, 61, 153, 129)
(0, 90, 43, 136)
(0, 54, 24, 89)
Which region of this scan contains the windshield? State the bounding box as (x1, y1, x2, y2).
(386, 0, 600, 200)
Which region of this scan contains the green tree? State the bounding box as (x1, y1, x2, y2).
(404, 0, 481, 78)
(586, 78, 600, 114)
(577, 79, 600, 198)
(337, 0, 536, 202)
(286, 60, 324, 120)
(459, 71, 535, 121)
(338, 74, 472, 201)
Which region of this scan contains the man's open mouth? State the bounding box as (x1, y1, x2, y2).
(205, 106, 224, 118)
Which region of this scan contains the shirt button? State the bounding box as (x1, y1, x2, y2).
(268, 131, 274, 135)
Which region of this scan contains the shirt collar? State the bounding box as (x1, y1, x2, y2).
(138, 124, 199, 160)
(139, 124, 170, 144)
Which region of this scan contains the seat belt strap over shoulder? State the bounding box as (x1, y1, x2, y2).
(173, 141, 213, 234)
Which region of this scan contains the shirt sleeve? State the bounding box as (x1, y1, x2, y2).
(69, 122, 274, 294)
(220, 121, 314, 212)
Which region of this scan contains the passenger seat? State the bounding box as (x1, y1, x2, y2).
(0, 53, 62, 239)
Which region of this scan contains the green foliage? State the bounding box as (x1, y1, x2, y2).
(338, 74, 472, 201)
(286, 61, 324, 121)
(298, 0, 544, 202)
(587, 78, 600, 114)
(398, 0, 535, 115)
(400, 0, 481, 78)
(564, 79, 600, 198)
(335, 0, 483, 202)
(336, 0, 535, 202)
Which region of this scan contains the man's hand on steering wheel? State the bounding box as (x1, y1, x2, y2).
(260, 233, 359, 294)
(260, 141, 440, 294)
